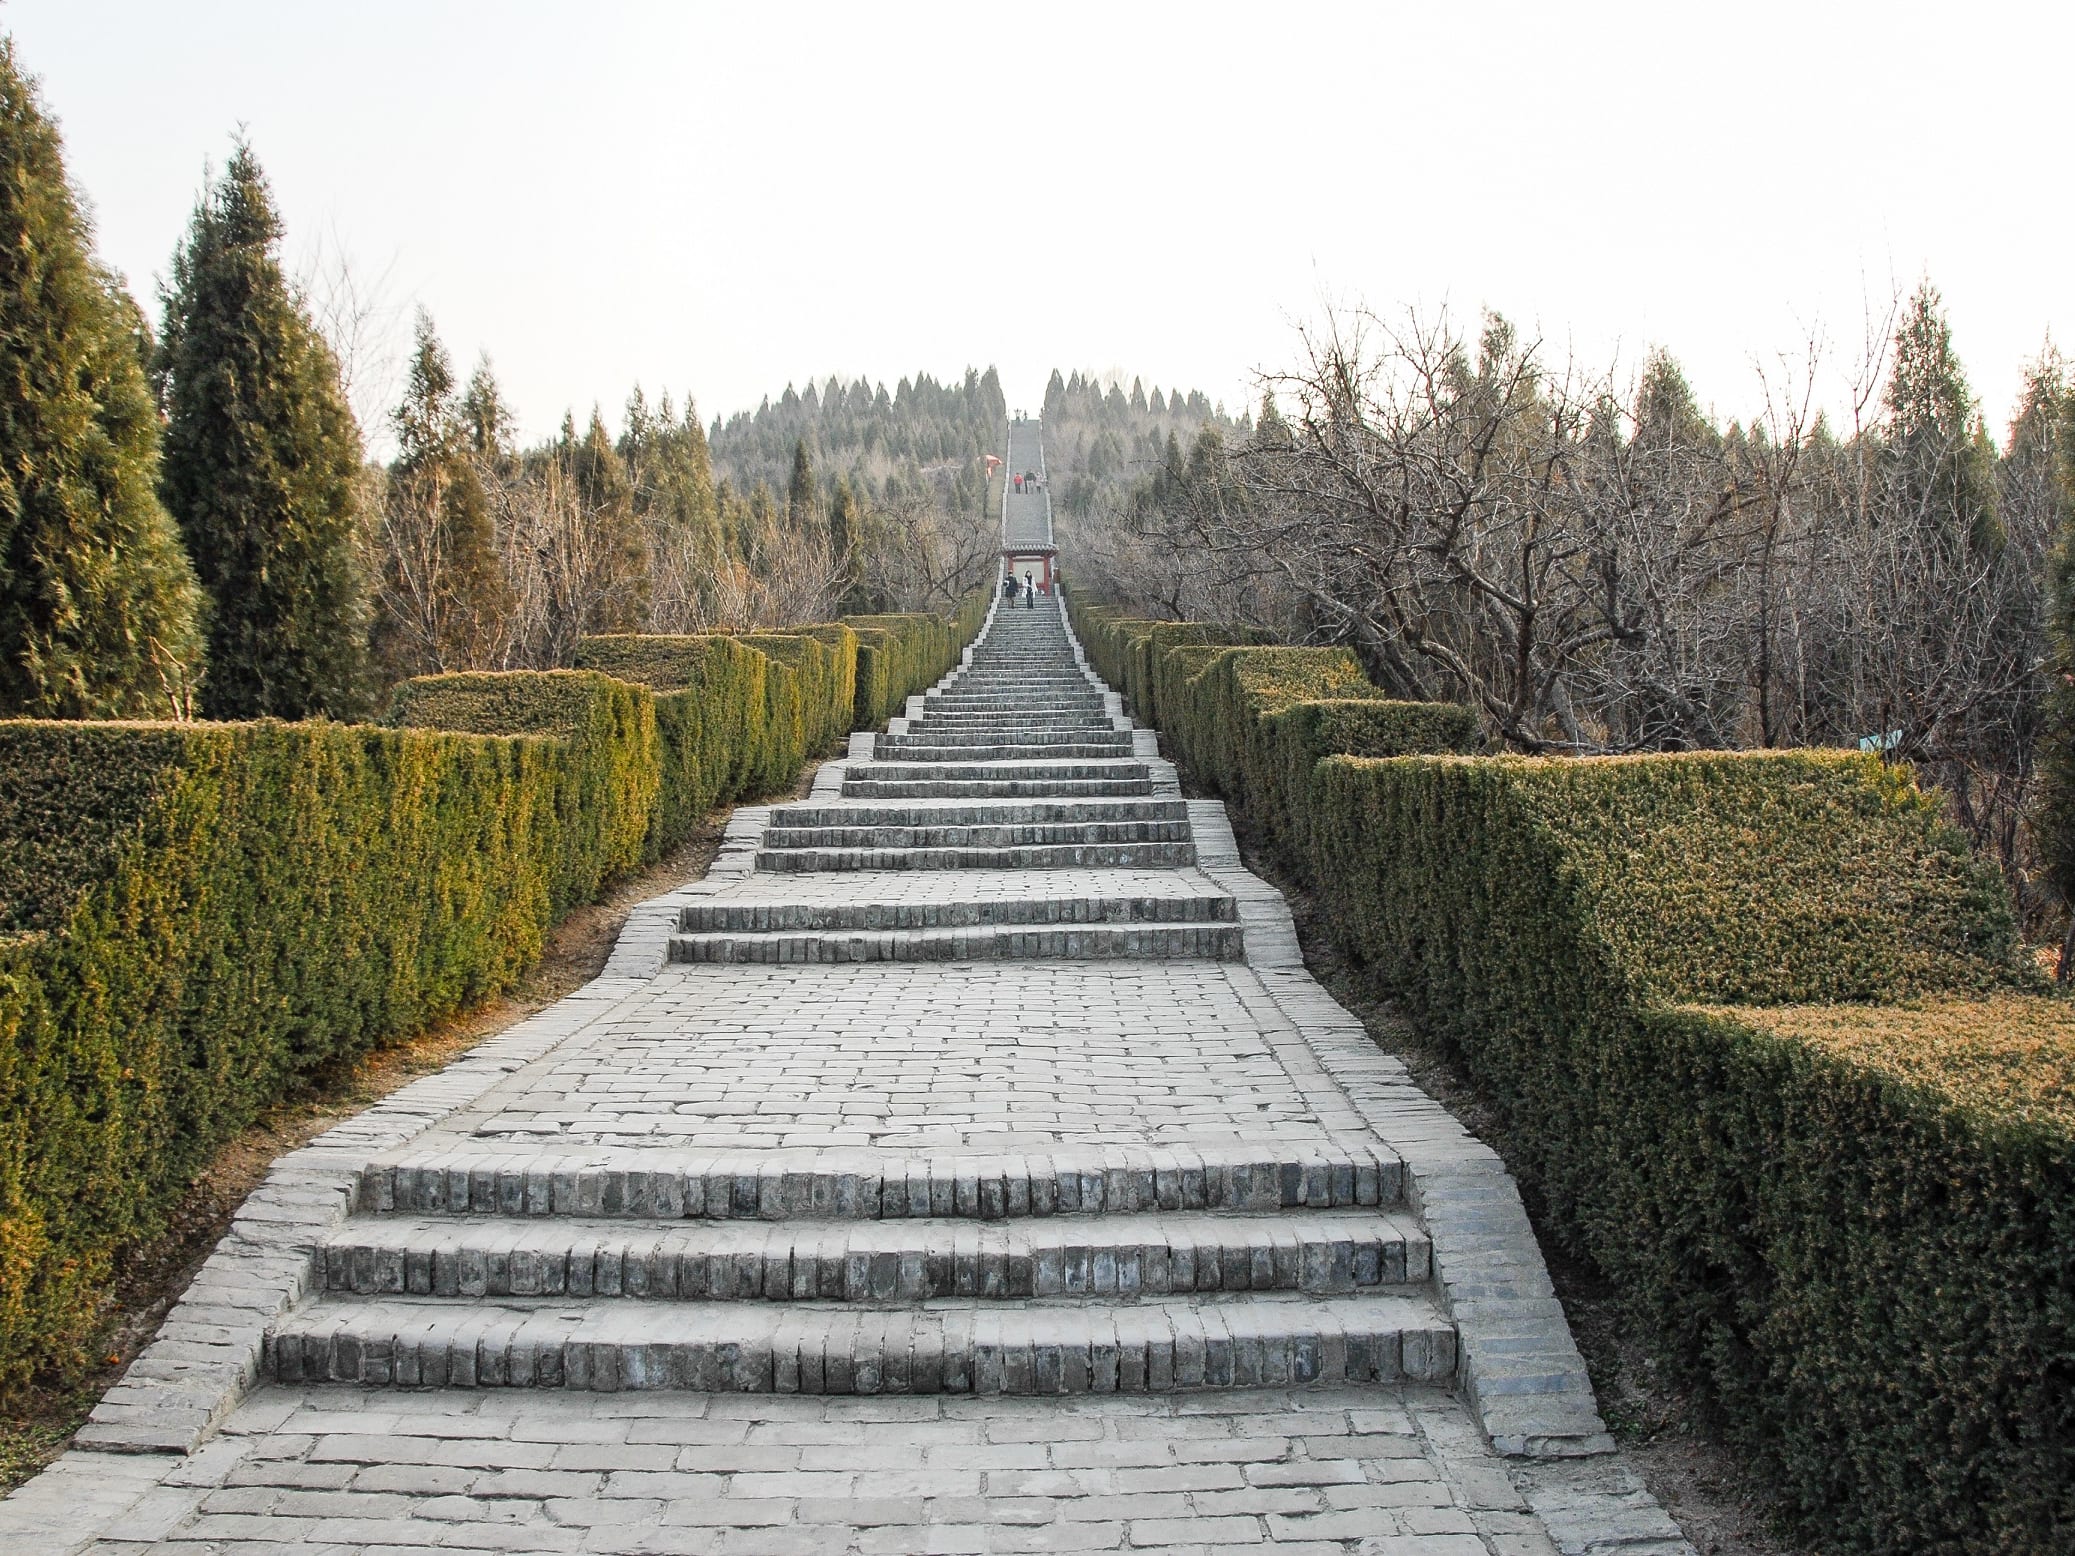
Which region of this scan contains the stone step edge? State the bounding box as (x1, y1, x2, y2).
(678, 896, 1239, 931)
(268, 1293, 1459, 1394)
(356, 1141, 1406, 1219)
(754, 843, 1200, 872)
(318, 1208, 1433, 1300)
(761, 826, 1193, 848)
(770, 802, 1189, 824)
(838, 782, 1155, 798)
(855, 762, 1149, 778)
(665, 923, 1246, 965)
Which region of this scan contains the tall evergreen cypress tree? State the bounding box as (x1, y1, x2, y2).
(0, 39, 203, 717)
(1885, 283, 2002, 557)
(571, 406, 643, 629)
(787, 438, 818, 533)
(157, 141, 367, 719)
(373, 311, 503, 677)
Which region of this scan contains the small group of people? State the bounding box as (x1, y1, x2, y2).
(1012, 470, 1043, 494)
(1001, 571, 1042, 608)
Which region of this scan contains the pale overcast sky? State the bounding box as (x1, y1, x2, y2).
(8, 0, 2069, 448)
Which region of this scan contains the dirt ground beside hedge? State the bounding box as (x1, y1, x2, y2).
(0, 775, 791, 1493)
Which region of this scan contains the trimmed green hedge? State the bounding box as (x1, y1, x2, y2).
(572, 634, 769, 850)
(0, 595, 991, 1388)
(391, 671, 657, 913)
(1132, 623, 1272, 727)
(841, 605, 978, 728)
(1308, 749, 2058, 1554)
(0, 719, 561, 1383)
(1065, 591, 1475, 852)
(1260, 698, 1479, 855)
(1070, 584, 2071, 1550)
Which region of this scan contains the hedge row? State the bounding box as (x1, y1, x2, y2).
(1067, 596, 1478, 853)
(0, 601, 982, 1387)
(0, 720, 563, 1389)
(1069, 586, 2070, 1553)
(842, 609, 967, 729)
(1309, 751, 2060, 1554)
(570, 634, 771, 850)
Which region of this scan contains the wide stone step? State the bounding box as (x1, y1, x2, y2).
(922, 703, 1100, 714)
(358, 1142, 1404, 1220)
(931, 690, 1094, 704)
(268, 1290, 1458, 1393)
(679, 893, 1237, 932)
(764, 820, 1188, 848)
(880, 730, 1131, 748)
(874, 743, 1137, 763)
(841, 778, 1154, 798)
(771, 800, 1187, 827)
(757, 842, 1199, 870)
(914, 710, 1110, 725)
(318, 1210, 1430, 1301)
(907, 726, 1117, 740)
(858, 761, 1151, 783)
(667, 920, 1246, 964)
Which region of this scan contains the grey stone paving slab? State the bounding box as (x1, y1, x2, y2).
(10, 1386, 1682, 1555)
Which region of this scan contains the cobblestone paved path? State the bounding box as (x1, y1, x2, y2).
(5, 420, 1693, 1553)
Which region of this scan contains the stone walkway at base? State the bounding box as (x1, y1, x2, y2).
(4, 477, 1693, 1554)
(16, 1385, 1675, 1556)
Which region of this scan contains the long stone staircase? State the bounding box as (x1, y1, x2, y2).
(261, 593, 1470, 1399)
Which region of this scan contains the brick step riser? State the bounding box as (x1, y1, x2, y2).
(755, 843, 1200, 871)
(760, 825, 1193, 850)
(923, 697, 1105, 708)
(874, 746, 1137, 763)
(908, 727, 1117, 740)
(913, 713, 1111, 725)
(880, 734, 1133, 748)
(319, 1226, 1427, 1303)
(665, 925, 1247, 964)
(358, 1152, 1401, 1221)
(678, 896, 1238, 931)
(840, 781, 1155, 799)
(916, 715, 1107, 726)
(268, 1310, 1459, 1394)
(771, 802, 1188, 826)
(858, 764, 1150, 783)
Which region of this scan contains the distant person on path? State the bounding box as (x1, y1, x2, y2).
(1002, 574, 1016, 599)
(1023, 575, 1035, 609)
(1013, 474, 1023, 494)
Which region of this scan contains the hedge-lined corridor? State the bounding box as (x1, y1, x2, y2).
(0, 597, 985, 1391)
(1067, 589, 2073, 1556)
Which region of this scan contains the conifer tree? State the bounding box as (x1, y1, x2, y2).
(570, 406, 643, 629)
(1043, 369, 1068, 423)
(1885, 282, 2002, 556)
(0, 40, 204, 717)
(157, 141, 367, 720)
(373, 311, 504, 677)
(828, 475, 861, 611)
(787, 438, 819, 533)
(461, 355, 515, 466)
